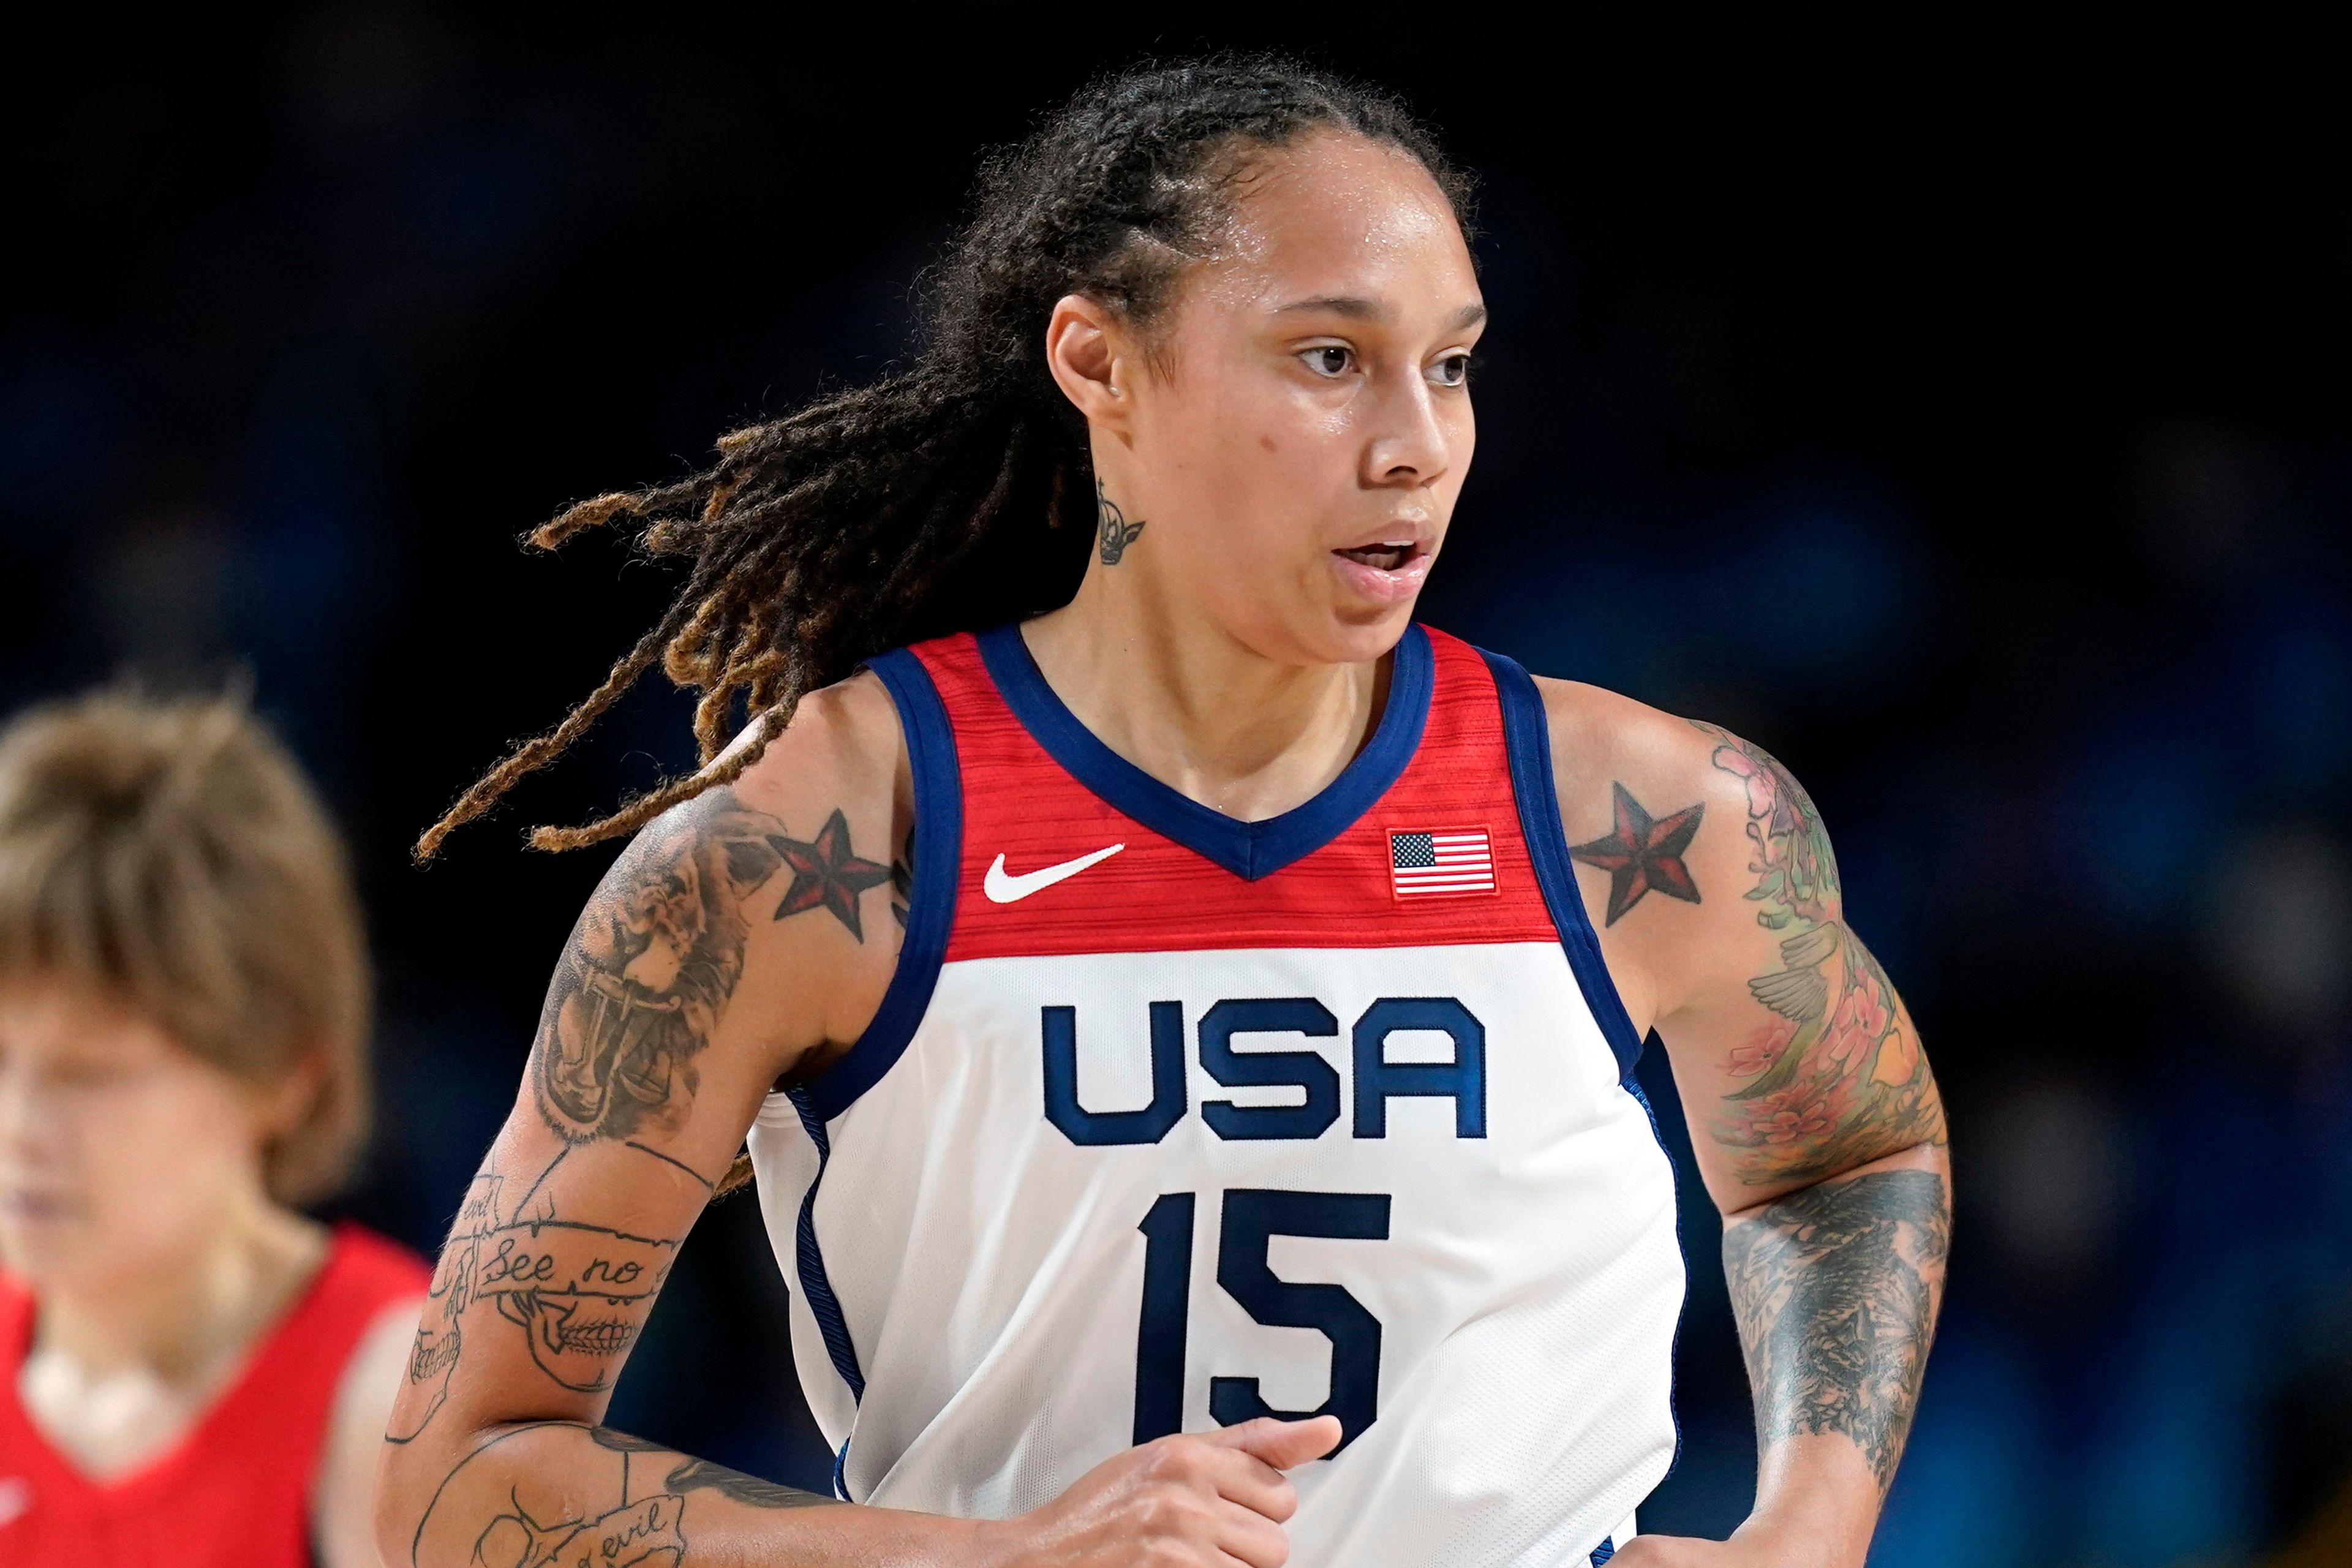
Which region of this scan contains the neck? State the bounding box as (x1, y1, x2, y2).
(36, 1190, 323, 1389)
(1022, 567, 1392, 823)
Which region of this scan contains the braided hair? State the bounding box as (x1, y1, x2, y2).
(417, 56, 1472, 859)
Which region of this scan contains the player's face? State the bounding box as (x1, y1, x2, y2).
(1122, 131, 1484, 665)
(0, 975, 280, 1293)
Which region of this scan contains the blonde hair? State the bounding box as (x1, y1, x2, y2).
(0, 689, 372, 1205)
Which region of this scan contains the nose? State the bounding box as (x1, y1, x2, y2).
(1361, 370, 1454, 491)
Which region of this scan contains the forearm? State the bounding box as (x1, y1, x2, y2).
(1720, 1142, 1950, 1564)
(380, 1418, 982, 1568)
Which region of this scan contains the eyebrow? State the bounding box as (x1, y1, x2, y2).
(1273, 296, 1488, 332)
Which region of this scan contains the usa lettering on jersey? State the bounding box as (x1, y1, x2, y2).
(743, 625, 1681, 1567)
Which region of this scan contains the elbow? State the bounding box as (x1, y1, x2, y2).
(1719, 1132, 1950, 1223)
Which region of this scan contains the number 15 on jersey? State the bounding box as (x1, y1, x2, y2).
(1133, 1188, 1392, 1452)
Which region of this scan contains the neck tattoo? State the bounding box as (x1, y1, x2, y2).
(1095, 480, 1147, 565)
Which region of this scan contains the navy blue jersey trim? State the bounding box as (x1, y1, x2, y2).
(1480, 649, 1645, 1079)
(1487, 647, 1684, 1479)
(794, 647, 962, 1123)
(976, 622, 1433, 881)
(1627, 1069, 1686, 1482)
(787, 1085, 867, 1408)
(1589, 1537, 1616, 1566)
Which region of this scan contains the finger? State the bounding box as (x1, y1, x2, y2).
(1212, 1414, 1341, 1471)
(1211, 1499, 1291, 1568)
(1201, 1445, 1297, 1522)
(1196, 1417, 1288, 1451)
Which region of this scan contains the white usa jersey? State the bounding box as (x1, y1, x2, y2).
(747, 624, 1683, 1567)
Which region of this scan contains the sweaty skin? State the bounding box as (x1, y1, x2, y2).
(378, 127, 1943, 1568)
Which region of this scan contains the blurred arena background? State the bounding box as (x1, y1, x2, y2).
(8, 11, 2351, 1564)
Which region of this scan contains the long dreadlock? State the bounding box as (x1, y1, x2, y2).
(416, 55, 1472, 860)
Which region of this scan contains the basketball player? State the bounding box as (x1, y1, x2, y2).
(0, 690, 427, 1566)
(383, 59, 1948, 1568)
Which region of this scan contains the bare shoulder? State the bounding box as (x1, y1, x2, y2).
(1525, 675, 1831, 1025)
(726, 668, 914, 1055)
(610, 667, 910, 941)
(538, 669, 914, 1146)
(718, 665, 907, 812)
(1528, 675, 1942, 1204)
(1526, 675, 1765, 888)
(1527, 676, 1738, 820)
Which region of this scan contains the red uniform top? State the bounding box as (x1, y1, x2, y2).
(0, 1221, 428, 1567)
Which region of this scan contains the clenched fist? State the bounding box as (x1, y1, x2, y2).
(974, 1416, 1343, 1568)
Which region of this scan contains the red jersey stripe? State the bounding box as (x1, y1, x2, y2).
(913, 626, 1556, 962)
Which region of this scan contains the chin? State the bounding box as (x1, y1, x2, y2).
(1219, 578, 1422, 669)
(1299, 600, 1419, 668)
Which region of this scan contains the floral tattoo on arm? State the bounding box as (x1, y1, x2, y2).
(1698, 724, 1943, 1186)
(1698, 726, 1950, 1498)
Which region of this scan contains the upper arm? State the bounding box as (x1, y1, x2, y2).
(381, 674, 910, 1458)
(1536, 680, 1945, 1212)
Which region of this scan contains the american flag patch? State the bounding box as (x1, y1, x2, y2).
(1389, 828, 1496, 899)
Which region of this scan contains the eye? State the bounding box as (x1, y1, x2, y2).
(1300, 345, 1355, 379)
(1428, 352, 1472, 388)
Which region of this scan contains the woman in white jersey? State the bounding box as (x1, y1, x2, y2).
(385, 58, 1949, 1568)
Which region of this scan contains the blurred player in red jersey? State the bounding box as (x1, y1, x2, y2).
(0, 690, 426, 1567)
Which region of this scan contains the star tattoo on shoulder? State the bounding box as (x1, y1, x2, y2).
(770, 809, 894, 941)
(1570, 782, 1706, 925)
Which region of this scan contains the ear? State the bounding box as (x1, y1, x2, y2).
(1044, 293, 1136, 433)
(255, 1046, 328, 1143)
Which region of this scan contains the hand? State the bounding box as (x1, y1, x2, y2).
(1608, 1517, 1857, 1568)
(974, 1415, 1341, 1568)
(1610, 1537, 1743, 1568)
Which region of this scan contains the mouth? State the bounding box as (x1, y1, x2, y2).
(1333, 540, 1422, 572)
(1328, 531, 1435, 605)
(0, 1190, 81, 1224)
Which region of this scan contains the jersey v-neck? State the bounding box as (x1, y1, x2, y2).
(1, 1250, 330, 1496)
(973, 621, 1433, 881)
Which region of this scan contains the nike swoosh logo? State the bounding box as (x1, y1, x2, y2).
(984, 843, 1126, 903)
